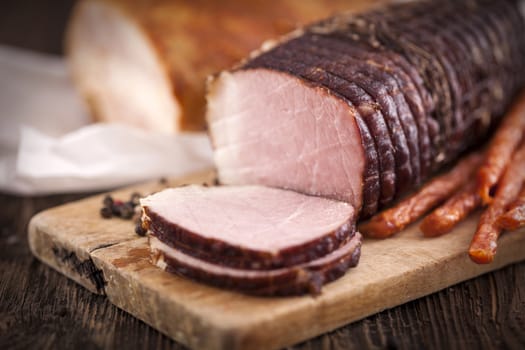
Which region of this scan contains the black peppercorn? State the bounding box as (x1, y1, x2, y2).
(111, 200, 123, 216)
(103, 195, 113, 208)
(120, 203, 135, 219)
(100, 192, 145, 221)
(100, 206, 112, 219)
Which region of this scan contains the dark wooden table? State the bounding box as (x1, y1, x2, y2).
(1, 1, 524, 349)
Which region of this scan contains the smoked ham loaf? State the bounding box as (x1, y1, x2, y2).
(207, 0, 525, 218)
(66, 0, 380, 132)
(141, 185, 362, 295)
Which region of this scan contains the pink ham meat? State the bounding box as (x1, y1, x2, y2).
(207, 70, 366, 210)
(141, 185, 362, 295)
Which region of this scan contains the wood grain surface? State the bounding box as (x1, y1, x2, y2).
(1, 1, 525, 349)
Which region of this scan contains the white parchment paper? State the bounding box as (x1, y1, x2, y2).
(0, 45, 213, 195)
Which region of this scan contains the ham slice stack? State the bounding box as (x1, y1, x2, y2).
(141, 185, 362, 295)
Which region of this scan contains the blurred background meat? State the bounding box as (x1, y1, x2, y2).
(66, 0, 382, 133)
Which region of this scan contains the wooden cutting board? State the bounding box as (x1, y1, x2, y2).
(28, 170, 525, 350)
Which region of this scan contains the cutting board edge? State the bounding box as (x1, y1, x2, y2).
(28, 214, 107, 295)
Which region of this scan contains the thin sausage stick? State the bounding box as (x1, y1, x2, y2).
(477, 90, 525, 204)
(496, 185, 525, 231)
(420, 181, 481, 237)
(360, 152, 483, 238)
(469, 143, 525, 264)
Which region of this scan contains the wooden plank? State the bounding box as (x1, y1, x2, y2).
(27, 170, 525, 350)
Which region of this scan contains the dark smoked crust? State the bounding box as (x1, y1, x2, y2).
(417, 22, 470, 154)
(376, 0, 524, 155)
(143, 206, 356, 270)
(353, 115, 380, 218)
(489, 1, 525, 110)
(357, 6, 447, 147)
(154, 233, 362, 296)
(479, 2, 508, 73)
(246, 46, 398, 206)
(441, 1, 521, 144)
(504, 2, 525, 91)
(400, 0, 482, 155)
(485, 3, 516, 105)
(320, 17, 436, 122)
(239, 244, 361, 296)
(370, 21, 450, 168)
(457, 6, 505, 141)
(422, 14, 473, 92)
(509, 1, 525, 75)
(428, 10, 484, 136)
(359, 6, 447, 117)
(388, 16, 465, 156)
(386, 20, 461, 161)
(430, 2, 502, 149)
(509, 2, 525, 92)
(488, 1, 518, 67)
(407, 0, 513, 152)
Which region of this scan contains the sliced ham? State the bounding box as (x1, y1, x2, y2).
(66, 0, 380, 133)
(207, 0, 525, 217)
(149, 232, 361, 296)
(141, 185, 356, 270)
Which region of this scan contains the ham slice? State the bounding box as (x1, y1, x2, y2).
(66, 0, 379, 133)
(141, 185, 357, 270)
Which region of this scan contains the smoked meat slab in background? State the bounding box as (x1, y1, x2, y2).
(28, 171, 525, 350)
(67, 0, 382, 132)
